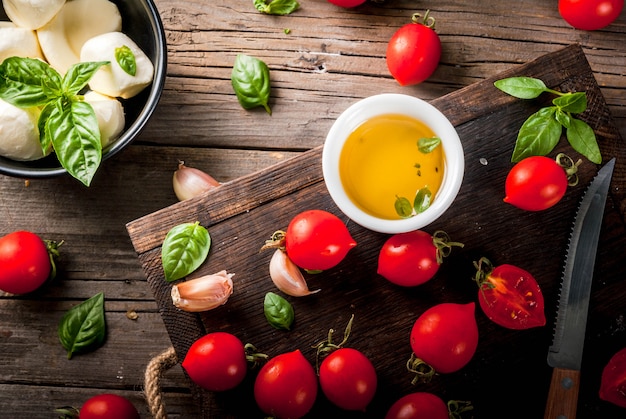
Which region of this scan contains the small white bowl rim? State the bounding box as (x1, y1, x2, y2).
(322, 93, 464, 234)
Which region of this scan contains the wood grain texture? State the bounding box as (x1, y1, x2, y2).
(127, 45, 626, 418)
(1, 1, 626, 417)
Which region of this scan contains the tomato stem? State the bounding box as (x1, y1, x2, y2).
(411, 10, 436, 29)
(260, 230, 287, 252)
(45, 239, 64, 281)
(447, 400, 474, 419)
(406, 352, 436, 384)
(555, 153, 581, 186)
(244, 343, 269, 368)
(312, 314, 355, 372)
(432, 230, 464, 264)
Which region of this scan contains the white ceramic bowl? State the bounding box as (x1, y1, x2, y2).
(322, 93, 464, 234)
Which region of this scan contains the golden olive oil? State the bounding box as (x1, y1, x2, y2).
(339, 114, 445, 220)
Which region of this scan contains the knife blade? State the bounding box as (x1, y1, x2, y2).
(544, 157, 615, 419)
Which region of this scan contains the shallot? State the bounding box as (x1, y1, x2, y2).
(171, 270, 234, 312)
(269, 249, 320, 297)
(173, 161, 220, 201)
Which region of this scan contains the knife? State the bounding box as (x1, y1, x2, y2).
(544, 157, 615, 419)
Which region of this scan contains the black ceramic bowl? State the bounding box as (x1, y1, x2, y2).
(0, 0, 167, 179)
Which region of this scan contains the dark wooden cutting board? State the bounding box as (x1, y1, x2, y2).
(126, 44, 626, 418)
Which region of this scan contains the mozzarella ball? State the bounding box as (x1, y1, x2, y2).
(0, 99, 50, 161)
(84, 91, 125, 147)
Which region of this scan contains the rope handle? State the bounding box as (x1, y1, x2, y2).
(144, 346, 178, 419)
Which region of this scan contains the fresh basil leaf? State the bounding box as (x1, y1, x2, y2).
(0, 57, 62, 106)
(553, 92, 587, 114)
(38, 102, 55, 153)
(566, 118, 601, 164)
(231, 54, 272, 114)
(63, 61, 109, 94)
(418, 137, 441, 153)
(48, 100, 102, 186)
(58, 292, 106, 360)
(413, 187, 432, 214)
(394, 196, 413, 218)
(115, 46, 137, 76)
(264, 292, 295, 331)
(512, 107, 561, 162)
(254, 0, 300, 15)
(554, 108, 571, 129)
(494, 76, 547, 99)
(161, 221, 211, 282)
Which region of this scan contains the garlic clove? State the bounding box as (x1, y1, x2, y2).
(171, 270, 234, 312)
(269, 249, 320, 297)
(173, 161, 221, 201)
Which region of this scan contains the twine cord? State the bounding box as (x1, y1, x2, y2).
(144, 346, 178, 419)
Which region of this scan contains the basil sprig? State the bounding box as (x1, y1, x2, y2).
(58, 292, 106, 359)
(0, 57, 109, 186)
(161, 221, 211, 282)
(231, 54, 272, 115)
(494, 76, 601, 164)
(254, 0, 300, 15)
(264, 292, 295, 330)
(115, 45, 137, 76)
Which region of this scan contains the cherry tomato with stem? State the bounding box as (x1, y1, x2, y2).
(315, 315, 377, 411)
(264, 209, 357, 272)
(254, 349, 318, 419)
(558, 0, 624, 31)
(385, 392, 474, 419)
(182, 332, 265, 392)
(78, 394, 140, 419)
(386, 10, 441, 86)
(409, 302, 478, 376)
(504, 154, 579, 211)
(327, 0, 367, 7)
(599, 347, 626, 408)
(377, 230, 463, 287)
(473, 257, 546, 330)
(0, 230, 61, 294)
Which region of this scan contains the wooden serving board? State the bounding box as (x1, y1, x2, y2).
(127, 44, 626, 418)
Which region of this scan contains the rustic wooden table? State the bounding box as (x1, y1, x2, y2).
(1, 1, 625, 418)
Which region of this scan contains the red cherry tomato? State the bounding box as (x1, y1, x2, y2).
(319, 347, 377, 411)
(181, 332, 248, 391)
(0, 230, 58, 294)
(284, 209, 357, 271)
(473, 257, 546, 330)
(410, 302, 478, 374)
(385, 392, 448, 419)
(377, 230, 462, 287)
(254, 349, 318, 419)
(504, 156, 569, 211)
(600, 347, 626, 408)
(79, 394, 140, 419)
(327, 0, 367, 7)
(386, 11, 441, 86)
(559, 0, 624, 30)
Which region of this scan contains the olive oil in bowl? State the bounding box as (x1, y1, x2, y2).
(339, 114, 445, 220)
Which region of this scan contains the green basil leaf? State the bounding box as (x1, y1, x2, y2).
(231, 54, 272, 114)
(115, 46, 137, 76)
(511, 107, 561, 162)
(264, 292, 295, 331)
(0, 57, 62, 106)
(58, 292, 106, 359)
(494, 76, 547, 99)
(418, 137, 441, 153)
(161, 221, 211, 282)
(254, 0, 300, 15)
(566, 118, 602, 164)
(413, 187, 432, 214)
(553, 92, 587, 114)
(554, 108, 571, 129)
(394, 196, 413, 218)
(63, 61, 109, 94)
(38, 102, 55, 153)
(48, 100, 102, 186)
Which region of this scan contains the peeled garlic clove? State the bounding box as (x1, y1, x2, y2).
(173, 161, 221, 201)
(269, 249, 320, 297)
(171, 270, 234, 312)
